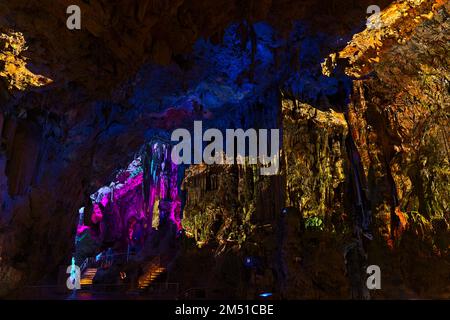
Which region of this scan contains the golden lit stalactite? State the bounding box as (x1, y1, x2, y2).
(0, 30, 52, 92)
(322, 0, 447, 78)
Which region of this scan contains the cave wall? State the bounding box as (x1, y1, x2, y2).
(175, 2, 450, 297)
(0, 0, 448, 299)
(345, 4, 450, 297)
(282, 98, 348, 225)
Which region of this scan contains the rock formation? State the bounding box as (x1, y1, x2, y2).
(0, 0, 448, 298)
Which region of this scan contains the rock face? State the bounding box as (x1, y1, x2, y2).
(176, 2, 449, 298)
(344, 3, 450, 297)
(323, 0, 447, 78)
(75, 141, 182, 263)
(0, 30, 51, 93)
(282, 99, 348, 222)
(176, 98, 361, 299)
(0, 0, 449, 299)
(0, 0, 390, 97)
(182, 162, 283, 249)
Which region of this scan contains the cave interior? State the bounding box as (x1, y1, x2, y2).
(0, 0, 449, 299)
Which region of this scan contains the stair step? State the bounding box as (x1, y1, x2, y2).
(81, 268, 97, 287)
(137, 258, 167, 290)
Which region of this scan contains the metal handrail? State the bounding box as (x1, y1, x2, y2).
(80, 257, 89, 273)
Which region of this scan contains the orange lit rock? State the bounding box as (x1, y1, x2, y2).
(0, 30, 52, 92)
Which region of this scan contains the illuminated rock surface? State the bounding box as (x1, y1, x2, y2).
(0, 0, 448, 298)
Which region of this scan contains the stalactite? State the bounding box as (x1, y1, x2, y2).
(75, 139, 182, 264)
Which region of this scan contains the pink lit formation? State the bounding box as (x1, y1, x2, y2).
(76, 142, 182, 249)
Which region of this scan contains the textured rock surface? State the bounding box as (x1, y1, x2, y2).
(183, 162, 283, 240)
(346, 1, 449, 245)
(0, 0, 389, 97)
(282, 98, 348, 221)
(0, 29, 52, 104)
(0, 0, 449, 298)
(177, 2, 449, 298)
(323, 0, 447, 78)
(281, 98, 355, 298)
(344, 3, 450, 297)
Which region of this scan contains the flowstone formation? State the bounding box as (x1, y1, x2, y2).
(320, 0, 450, 298)
(182, 162, 282, 250)
(175, 1, 449, 299)
(282, 98, 348, 223)
(322, 0, 448, 78)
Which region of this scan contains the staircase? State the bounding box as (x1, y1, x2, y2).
(80, 268, 97, 287)
(137, 257, 166, 290)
